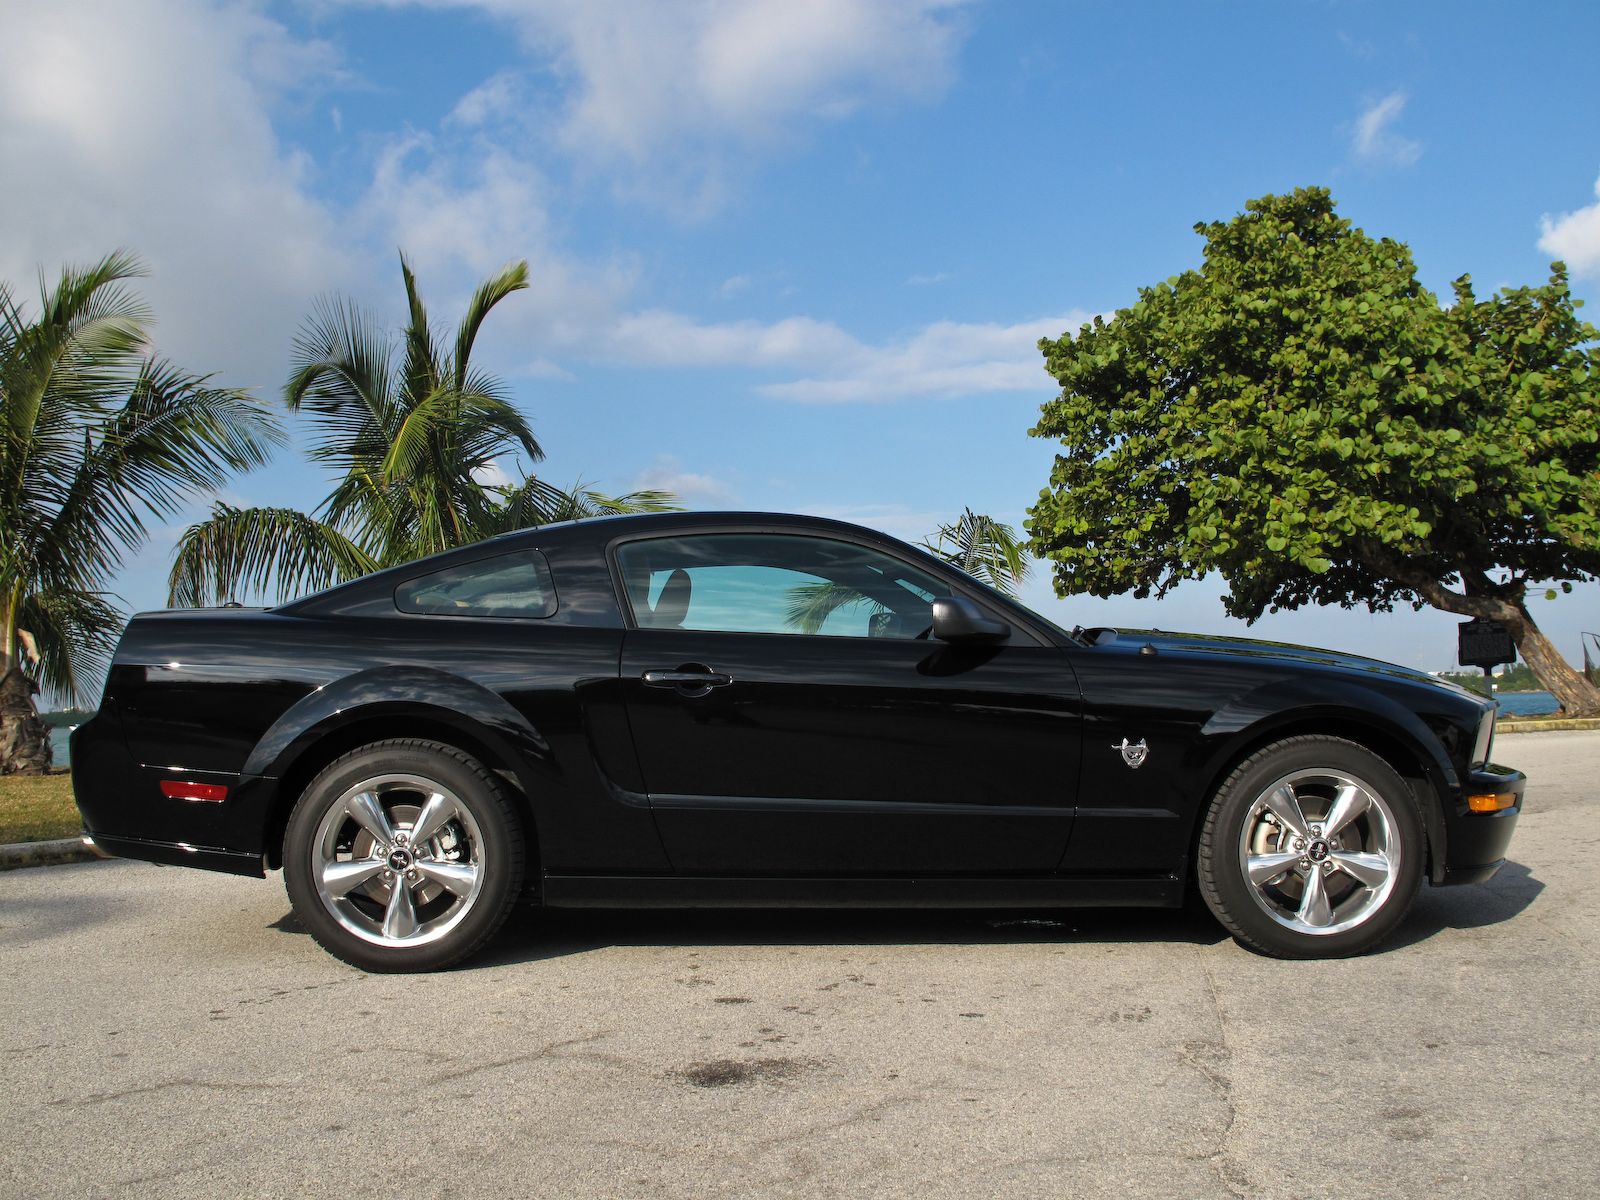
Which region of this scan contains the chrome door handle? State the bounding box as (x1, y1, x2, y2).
(642, 669, 733, 688)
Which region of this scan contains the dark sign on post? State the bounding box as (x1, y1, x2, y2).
(1458, 619, 1516, 670)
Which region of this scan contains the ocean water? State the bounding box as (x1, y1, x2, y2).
(1495, 690, 1559, 717)
(48, 726, 72, 767)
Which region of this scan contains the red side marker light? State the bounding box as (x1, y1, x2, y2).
(160, 780, 229, 803)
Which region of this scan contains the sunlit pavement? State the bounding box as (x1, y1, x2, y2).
(2, 731, 1594, 1199)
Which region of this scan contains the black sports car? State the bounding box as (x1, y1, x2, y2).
(72, 511, 1523, 971)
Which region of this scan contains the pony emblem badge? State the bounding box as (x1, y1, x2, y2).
(1114, 738, 1149, 769)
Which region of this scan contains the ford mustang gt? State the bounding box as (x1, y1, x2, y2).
(72, 511, 1523, 971)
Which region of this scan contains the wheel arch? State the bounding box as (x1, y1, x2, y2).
(1186, 690, 1454, 887)
(245, 667, 550, 872)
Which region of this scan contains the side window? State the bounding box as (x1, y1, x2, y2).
(614, 534, 944, 639)
(395, 551, 557, 619)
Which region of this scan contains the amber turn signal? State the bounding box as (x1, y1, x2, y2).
(1467, 792, 1516, 813)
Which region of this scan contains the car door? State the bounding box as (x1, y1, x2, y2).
(612, 530, 1083, 874)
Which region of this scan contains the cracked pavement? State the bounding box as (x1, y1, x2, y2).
(2, 731, 1596, 1199)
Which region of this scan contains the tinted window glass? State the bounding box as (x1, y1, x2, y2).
(615, 534, 944, 638)
(395, 551, 557, 619)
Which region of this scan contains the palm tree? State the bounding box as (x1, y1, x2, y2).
(169, 255, 674, 607)
(0, 253, 282, 773)
(786, 508, 1032, 634)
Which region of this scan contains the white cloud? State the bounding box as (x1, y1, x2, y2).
(906, 271, 952, 286)
(517, 358, 577, 382)
(0, 0, 1056, 432)
(446, 71, 525, 127)
(359, 131, 640, 355)
(326, 0, 969, 209)
(363, 134, 552, 277)
(1539, 171, 1600, 279)
(1350, 91, 1421, 167)
(605, 310, 859, 368)
(801, 503, 946, 543)
(508, 0, 964, 158)
(0, 0, 352, 391)
(631, 456, 735, 505)
(596, 309, 1087, 403)
(763, 314, 1090, 403)
(472, 459, 515, 488)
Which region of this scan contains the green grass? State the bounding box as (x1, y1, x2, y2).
(0, 772, 82, 844)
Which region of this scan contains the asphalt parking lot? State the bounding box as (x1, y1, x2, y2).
(2, 730, 1595, 1199)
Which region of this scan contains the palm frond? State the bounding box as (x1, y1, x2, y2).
(784, 581, 885, 634)
(398, 253, 441, 412)
(582, 487, 680, 514)
(485, 478, 681, 533)
(16, 586, 124, 706)
(285, 294, 396, 467)
(924, 509, 1031, 597)
(168, 504, 378, 607)
(452, 260, 529, 393)
(34, 362, 284, 590)
(1, 252, 152, 496)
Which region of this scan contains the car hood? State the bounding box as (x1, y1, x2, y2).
(1114, 628, 1484, 700)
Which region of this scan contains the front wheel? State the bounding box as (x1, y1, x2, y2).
(283, 739, 525, 972)
(1196, 736, 1424, 959)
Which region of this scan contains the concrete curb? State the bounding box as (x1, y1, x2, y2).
(0, 836, 103, 871)
(1498, 718, 1600, 734)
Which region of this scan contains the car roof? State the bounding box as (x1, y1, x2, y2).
(275, 511, 920, 612)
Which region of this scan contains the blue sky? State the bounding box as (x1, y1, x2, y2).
(5, 0, 1599, 676)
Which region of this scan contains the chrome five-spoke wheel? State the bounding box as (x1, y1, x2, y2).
(312, 774, 486, 948)
(1239, 769, 1398, 936)
(1197, 736, 1423, 958)
(284, 739, 525, 972)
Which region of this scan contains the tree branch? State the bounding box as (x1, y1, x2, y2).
(1355, 544, 1514, 620)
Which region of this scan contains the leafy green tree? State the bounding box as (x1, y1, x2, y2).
(1029, 187, 1600, 715)
(170, 256, 674, 606)
(785, 508, 1030, 633)
(1, 253, 282, 772)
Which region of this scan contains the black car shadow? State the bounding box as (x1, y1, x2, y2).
(265, 860, 1543, 968)
(467, 901, 1233, 969)
(1380, 859, 1543, 952)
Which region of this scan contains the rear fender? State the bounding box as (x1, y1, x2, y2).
(241, 665, 553, 850)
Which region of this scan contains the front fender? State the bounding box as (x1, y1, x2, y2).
(1193, 677, 1457, 878)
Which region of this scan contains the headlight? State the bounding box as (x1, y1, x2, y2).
(1471, 707, 1496, 768)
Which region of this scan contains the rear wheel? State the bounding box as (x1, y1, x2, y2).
(283, 739, 525, 972)
(1197, 736, 1424, 958)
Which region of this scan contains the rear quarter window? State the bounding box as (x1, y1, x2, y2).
(394, 550, 557, 619)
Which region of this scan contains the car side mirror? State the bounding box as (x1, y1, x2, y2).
(930, 595, 1010, 643)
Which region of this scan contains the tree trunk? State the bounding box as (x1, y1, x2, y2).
(0, 662, 53, 775)
(1503, 604, 1600, 717)
(1357, 548, 1600, 718)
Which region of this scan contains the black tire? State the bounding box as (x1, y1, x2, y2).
(283, 738, 526, 972)
(1197, 736, 1424, 959)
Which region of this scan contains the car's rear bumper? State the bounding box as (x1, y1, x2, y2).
(72, 708, 273, 876)
(1435, 765, 1524, 886)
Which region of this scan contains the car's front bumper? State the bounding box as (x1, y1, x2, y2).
(1437, 764, 1525, 886)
